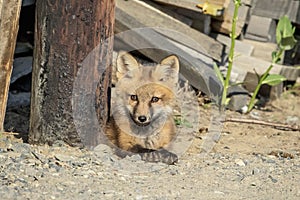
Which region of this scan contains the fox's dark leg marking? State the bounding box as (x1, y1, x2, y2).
(137, 147, 178, 165)
(115, 145, 178, 165)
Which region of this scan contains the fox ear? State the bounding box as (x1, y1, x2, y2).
(157, 55, 180, 84)
(117, 51, 139, 72)
(113, 51, 139, 83)
(160, 55, 179, 73)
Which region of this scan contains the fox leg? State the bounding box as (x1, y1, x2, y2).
(115, 145, 178, 165)
(138, 148, 178, 165)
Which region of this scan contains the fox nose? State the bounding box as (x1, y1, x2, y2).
(138, 115, 147, 123)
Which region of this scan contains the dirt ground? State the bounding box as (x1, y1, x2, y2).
(1, 84, 299, 199)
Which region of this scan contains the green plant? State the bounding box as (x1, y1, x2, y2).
(214, 2, 297, 113)
(214, 0, 241, 110)
(246, 15, 297, 113)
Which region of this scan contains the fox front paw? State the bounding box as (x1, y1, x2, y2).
(140, 148, 178, 165)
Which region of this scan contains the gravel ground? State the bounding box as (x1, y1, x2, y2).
(2, 84, 299, 200)
(0, 131, 299, 200)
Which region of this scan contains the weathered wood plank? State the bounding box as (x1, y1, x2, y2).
(116, 0, 223, 61)
(142, 0, 194, 26)
(29, 0, 115, 148)
(0, 0, 22, 131)
(115, 8, 223, 102)
(252, 0, 300, 24)
(214, 33, 254, 56)
(211, 0, 250, 36)
(151, 0, 203, 12)
(152, 0, 228, 11)
(144, 0, 212, 34)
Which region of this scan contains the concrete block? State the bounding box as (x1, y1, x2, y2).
(245, 15, 276, 42)
(215, 33, 254, 56)
(227, 85, 250, 111)
(243, 72, 283, 100)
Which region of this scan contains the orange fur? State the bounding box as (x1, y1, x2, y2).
(106, 52, 180, 164)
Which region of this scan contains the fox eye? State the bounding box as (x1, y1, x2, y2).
(151, 96, 160, 103)
(130, 95, 138, 101)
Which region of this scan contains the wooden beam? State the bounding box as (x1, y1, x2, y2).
(116, 0, 223, 62)
(0, 0, 22, 131)
(29, 0, 115, 148)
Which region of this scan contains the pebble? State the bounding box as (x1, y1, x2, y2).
(54, 154, 74, 162)
(252, 168, 260, 175)
(250, 182, 256, 186)
(235, 159, 246, 167)
(169, 169, 178, 175)
(268, 175, 278, 183)
(214, 190, 225, 195)
(266, 159, 276, 164)
(286, 116, 299, 124)
(11, 142, 31, 152)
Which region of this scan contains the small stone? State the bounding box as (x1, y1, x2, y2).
(214, 190, 225, 195)
(240, 105, 248, 114)
(268, 175, 278, 183)
(20, 152, 34, 159)
(235, 159, 246, 167)
(266, 159, 276, 164)
(169, 169, 178, 175)
(56, 186, 64, 191)
(262, 156, 276, 163)
(250, 182, 256, 186)
(12, 143, 31, 153)
(103, 190, 115, 197)
(119, 176, 126, 181)
(243, 159, 250, 165)
(54, 154, 74, 162)
(136, 195, 148, 200)
(186, 162, 191, 168)
(7, 143, 13, 151)
(252, 168, 260, 175)
(286, 116, 299, 124)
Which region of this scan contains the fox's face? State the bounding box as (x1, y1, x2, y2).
(112, 51, 180, 136)
(127, 83, 175, 127)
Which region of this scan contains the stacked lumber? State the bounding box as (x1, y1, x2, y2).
(115, 0, 225, 102)
(115, 0, 300, 108)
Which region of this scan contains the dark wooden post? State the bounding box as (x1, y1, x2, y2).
(0, 0, 22, 131)
(29, 0, 115, 148)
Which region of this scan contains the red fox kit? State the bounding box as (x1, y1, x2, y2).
(106, 51, 180, 164)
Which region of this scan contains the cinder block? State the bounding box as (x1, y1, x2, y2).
(215, 33, 254, 56)
(243, 72, 283, 100)
(227, 85, 250, 111)
(245, 15, 276, 42)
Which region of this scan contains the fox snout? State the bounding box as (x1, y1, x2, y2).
(137, 115, 148, 123)
(132, 114, 151, 126)
(130, 99, 152, 126)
